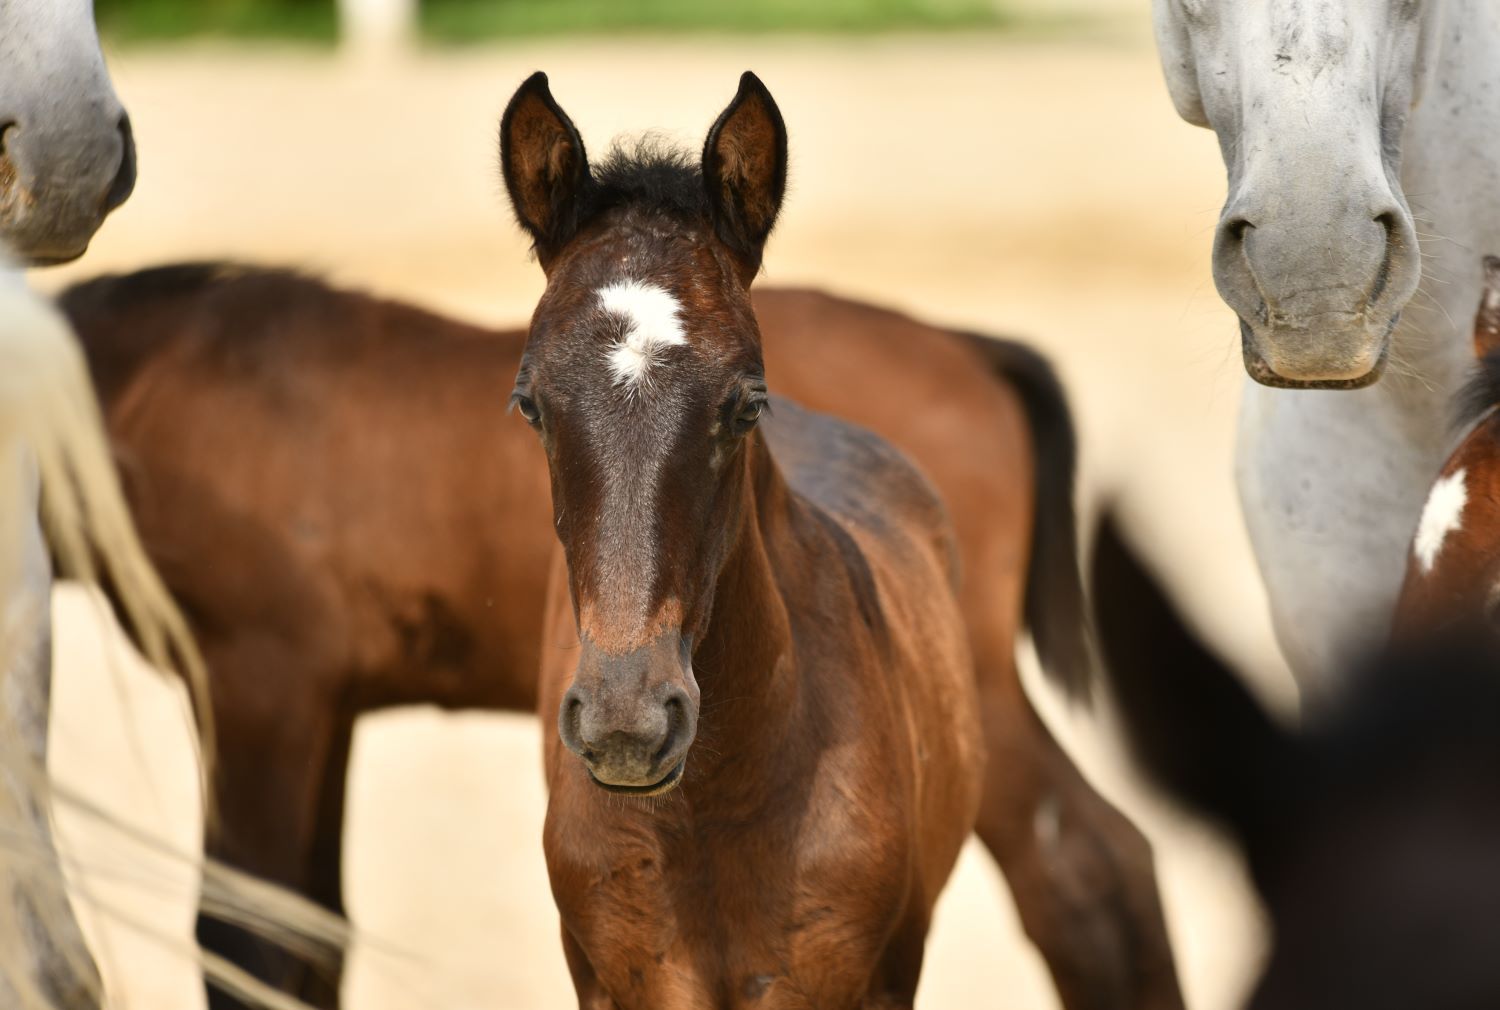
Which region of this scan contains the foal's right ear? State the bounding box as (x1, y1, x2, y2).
(1474, 255, 1500, 359)
(702, 72, 789, 281)
(500, 72, 591, 267)
(1091, 513, 1289, 844)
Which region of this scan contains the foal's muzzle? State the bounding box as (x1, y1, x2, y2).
(558, 633, 698, 794)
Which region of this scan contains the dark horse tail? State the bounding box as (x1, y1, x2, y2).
(963, 333, 1092, 700)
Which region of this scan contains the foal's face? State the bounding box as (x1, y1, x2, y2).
(515, 227, 768, 792)
(500, 72, 787, 794)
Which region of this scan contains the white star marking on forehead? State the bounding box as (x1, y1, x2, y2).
(1414, 467, 1468, 575)
(598, 279, 687, 390)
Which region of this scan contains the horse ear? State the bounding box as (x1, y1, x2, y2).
(1091, 512, 1289, 843)
(1474, 256, 1500, 359)
(500, 72, 591, 267)
(1151, 0, 1208, 127)
(702, 72, 788, 279)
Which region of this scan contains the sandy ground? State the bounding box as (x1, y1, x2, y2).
(37, 19, 1298, 1010)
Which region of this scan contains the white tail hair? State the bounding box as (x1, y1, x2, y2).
(0, 270, 356, 1009)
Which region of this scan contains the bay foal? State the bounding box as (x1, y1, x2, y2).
(509, 71, 983, 1006)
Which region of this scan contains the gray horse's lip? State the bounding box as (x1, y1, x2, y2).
(1239, 321, 1391, 391)
(587, 759, 686, 797)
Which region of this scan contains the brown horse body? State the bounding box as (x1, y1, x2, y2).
(65, 179, 1181, 1010)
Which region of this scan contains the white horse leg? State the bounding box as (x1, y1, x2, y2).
(0, 444, 99, 1008)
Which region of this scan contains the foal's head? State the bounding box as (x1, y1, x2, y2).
(1396, 257, 1500, 635)
(500, 72, 788, 795)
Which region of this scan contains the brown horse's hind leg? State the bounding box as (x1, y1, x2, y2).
(974, 660, 1184, 1010)
(195, 648, 354, 1010)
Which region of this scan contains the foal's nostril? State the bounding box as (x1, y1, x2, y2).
(655, 695, 684, 763)
(654, 688, 696, 766)
(558, 689, 587, 757)
(102, 113, 136, 213)
(0, 121, 15, 158)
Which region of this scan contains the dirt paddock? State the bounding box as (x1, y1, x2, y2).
(41, 23, 1292, 1010)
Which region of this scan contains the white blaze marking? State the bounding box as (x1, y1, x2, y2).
(1414, 468, 1468, 574)
(598, 280, 687, 389)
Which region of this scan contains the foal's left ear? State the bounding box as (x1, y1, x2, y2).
(500, 71, 592, 268)
(702, 72, 788, 280)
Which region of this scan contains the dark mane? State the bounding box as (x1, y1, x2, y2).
(587, 137, 709, 223)
(1453, 349, 1500, 431)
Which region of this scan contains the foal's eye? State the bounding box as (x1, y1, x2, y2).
(511, 393, 541, 426)
(732, 398, 765, 436)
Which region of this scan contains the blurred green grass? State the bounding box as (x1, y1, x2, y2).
(96, 0, 339, 42)
(424, 0, 1011, 41)
(94, 0, 1018, 44)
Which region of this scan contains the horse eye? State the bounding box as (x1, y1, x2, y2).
(512, 393, 541, 425)
(734, 399, 765, 434)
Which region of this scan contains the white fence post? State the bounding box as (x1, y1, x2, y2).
(337, 0, 417, 60)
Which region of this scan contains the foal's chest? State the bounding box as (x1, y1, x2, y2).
(556, 806, 915, 1010)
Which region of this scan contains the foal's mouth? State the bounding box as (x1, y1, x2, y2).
(587, 758, 686, 797)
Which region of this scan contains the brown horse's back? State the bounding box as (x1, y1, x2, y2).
(62, 264, 553, 710)
(756, 288, 1084, 690)
(66, 271, 1065, 711)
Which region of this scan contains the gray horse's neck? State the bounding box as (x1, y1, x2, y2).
(1396, 0, 1500, 390)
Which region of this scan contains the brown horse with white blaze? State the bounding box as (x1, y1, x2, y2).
(510, 70, 981, 1005)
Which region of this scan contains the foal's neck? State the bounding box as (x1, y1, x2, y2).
(698, 434, 795, 680)
(687, 435, 809, 780)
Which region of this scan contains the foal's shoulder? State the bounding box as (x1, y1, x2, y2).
(763, 395, 953, 549)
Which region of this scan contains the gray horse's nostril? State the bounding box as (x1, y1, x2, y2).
(1369, 211, 1400, 305)
(102, 113, 136, 213)
(0, 122, 16, 187)
(1224, 216, 1255, 245)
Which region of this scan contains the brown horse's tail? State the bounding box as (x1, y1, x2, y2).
(963, 332, 1093, 701)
